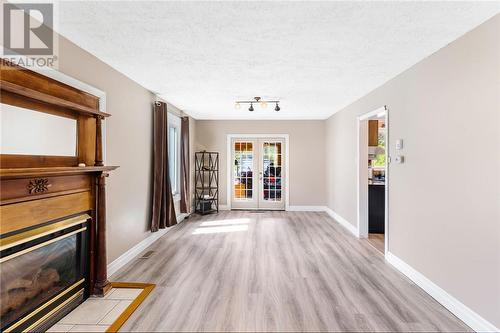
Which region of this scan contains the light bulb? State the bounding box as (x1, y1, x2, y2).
(260, 101, 268, 108)
(235, 102, 241, 109)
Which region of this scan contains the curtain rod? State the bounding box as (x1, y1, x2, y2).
(154, 96, 185, 118)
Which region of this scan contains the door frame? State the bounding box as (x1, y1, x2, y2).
(226, 134, 290, 211)
(357, 106, 389, 255)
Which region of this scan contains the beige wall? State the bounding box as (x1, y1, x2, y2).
(324, 15, 500, 327)
(54, 14, 498, 326)
(58, 36, 155, 263)
(58, 36, 196, 263)
(195, 120, 326, 207)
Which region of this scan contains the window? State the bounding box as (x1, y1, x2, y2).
(234, 142, 254, 200)
(167, 112, 181, 198)
(373, 127, 386, 167)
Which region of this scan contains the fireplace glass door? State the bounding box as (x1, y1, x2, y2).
(0, 215, 89, 332)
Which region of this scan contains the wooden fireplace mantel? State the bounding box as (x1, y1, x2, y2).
(0, 166, 118, 179)
(0, 80, 111, 118)
(1, 61, 118, 306)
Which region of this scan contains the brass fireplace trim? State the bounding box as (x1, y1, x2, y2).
(0, 227, 87, 263)
(106, 282, 156, 332)
(4, 279, 85, 333)
(24, 290, 84, 333)
(0, 213, 90, 252)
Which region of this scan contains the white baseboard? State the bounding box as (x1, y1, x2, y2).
(107, 213, 189, 278)
(287, 205, 325, 211)
(221, 205, 324, 211)
(386, 252, 499, 333)
(278, 205, 360, 237)
(219, 204, 230, 210)
(323, 206, 359, 237)
(221, 205, 327, 212)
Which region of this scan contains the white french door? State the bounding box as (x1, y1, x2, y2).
(231, 138, 285, 210)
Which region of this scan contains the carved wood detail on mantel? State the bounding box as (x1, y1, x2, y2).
(27, 178, 51, 194)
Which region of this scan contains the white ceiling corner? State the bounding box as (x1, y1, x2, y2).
(57, 1, 499, 120)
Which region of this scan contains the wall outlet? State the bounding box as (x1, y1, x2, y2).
(394, 155, 405, 164)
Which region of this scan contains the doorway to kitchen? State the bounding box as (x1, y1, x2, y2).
(227, 134, 289, 210)
(358, 106, 388, 254)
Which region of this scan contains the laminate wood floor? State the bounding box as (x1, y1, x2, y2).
(112, 211, 470, 332)
(367, 233, 385, 254)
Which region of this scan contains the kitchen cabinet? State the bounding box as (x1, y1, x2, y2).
(369, 184, 385, 233)
(368, 120, 378, 146)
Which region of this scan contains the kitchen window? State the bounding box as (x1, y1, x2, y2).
(373, 127, 386, 167)
(168, 112, 181, 200)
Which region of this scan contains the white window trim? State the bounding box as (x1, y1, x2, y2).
(167, 112, 182, 202)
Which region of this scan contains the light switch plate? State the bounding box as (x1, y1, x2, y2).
(396, 139, 404, 150)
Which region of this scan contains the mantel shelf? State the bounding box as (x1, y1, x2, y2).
(0, 166, 119, 179)
(1, 81, 111, 118)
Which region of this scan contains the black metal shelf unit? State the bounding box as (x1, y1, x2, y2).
(194, 151, 219, 214)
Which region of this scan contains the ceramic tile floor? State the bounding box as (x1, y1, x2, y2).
(47, 288, 143, 333)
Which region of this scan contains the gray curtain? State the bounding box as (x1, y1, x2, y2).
(151, 102, 177, 232)
(180, 117, 190, 213)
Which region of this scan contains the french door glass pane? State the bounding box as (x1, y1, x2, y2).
(262, 142, 282, 202)
(234, 142, 253, 200)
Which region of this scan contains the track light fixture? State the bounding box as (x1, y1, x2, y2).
(235, 97, 281, 112)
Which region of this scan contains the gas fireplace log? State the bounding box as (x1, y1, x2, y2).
(0, 268, 60, 316)
(1, 242, 74, 292)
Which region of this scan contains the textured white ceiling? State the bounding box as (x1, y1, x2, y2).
(57, 1, 499, 119)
